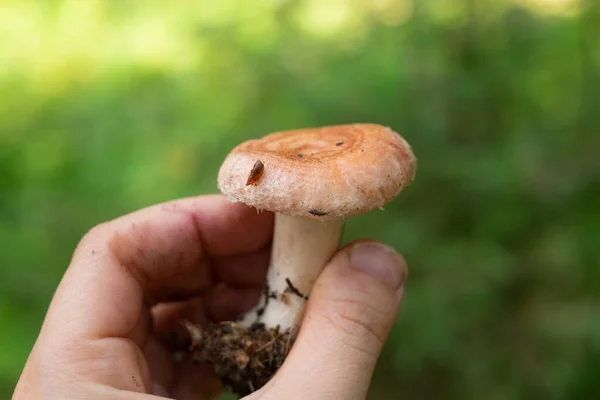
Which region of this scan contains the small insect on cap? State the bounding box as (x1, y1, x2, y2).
(217, 123, 417, 220)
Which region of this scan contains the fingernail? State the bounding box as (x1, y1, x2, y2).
(349, 242, 407, 290)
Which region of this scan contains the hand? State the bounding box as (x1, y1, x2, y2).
(14, 195, 407, 400)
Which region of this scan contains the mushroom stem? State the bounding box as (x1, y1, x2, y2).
(241, 213, 343, 331)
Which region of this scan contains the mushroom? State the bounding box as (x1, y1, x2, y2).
(190, 123, 416, 396)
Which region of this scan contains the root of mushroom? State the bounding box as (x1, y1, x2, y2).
(183, 214, 342, 397)
(186, 321, 295, 397)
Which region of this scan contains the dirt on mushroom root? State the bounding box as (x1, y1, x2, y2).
(185, 321, 295, 397)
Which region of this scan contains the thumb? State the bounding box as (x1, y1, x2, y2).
(255, 240, 408, 400)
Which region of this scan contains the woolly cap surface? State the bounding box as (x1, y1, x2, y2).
(217, 124, 416, 220)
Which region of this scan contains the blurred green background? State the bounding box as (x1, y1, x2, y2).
(1, 0, 599, 398)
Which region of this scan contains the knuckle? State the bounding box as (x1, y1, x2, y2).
(83, 221, 111, 240)
(81, 222, 110, 242)
(319, 289, 391, 358)
(73, 221, 114, 256)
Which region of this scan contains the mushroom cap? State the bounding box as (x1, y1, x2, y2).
(217, 123, 416, 220)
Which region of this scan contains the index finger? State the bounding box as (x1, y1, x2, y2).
(79, 194, 274, 260)
(47, 195, 273, 343)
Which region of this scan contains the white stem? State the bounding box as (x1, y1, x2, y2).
(240, 213, 343, 330)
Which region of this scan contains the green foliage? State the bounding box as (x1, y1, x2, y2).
(1, 0, 599, 398)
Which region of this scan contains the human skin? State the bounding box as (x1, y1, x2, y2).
(13, 195, 408, 400)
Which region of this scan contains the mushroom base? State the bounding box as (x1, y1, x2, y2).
(186, 321, 295, 397)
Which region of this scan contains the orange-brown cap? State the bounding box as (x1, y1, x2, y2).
(217, 124, 416, 220)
